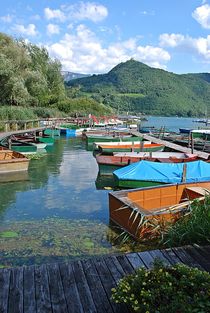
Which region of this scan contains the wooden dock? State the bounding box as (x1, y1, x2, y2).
(0, 127, 50, 141)
(0, 245, 209, 313)
(132, 131, 210, 160)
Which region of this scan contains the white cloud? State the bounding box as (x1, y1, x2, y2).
(159, 33, 210, 61)
(47, 24, 60, 36)
(47, 24, 170, 73)
(44, 2, 108, 23)
(0, 14, 13, 23)
(192, 4, 210, 29)
(44, 7, 66, 21)
(66, 2, 108, 22)
(12, 23, 38, 36)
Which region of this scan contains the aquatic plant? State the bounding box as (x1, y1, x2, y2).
(162, 196, 210, 247)
(111, 260, 210, 313)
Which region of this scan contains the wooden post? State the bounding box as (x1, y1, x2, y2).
(15, 123, 18, 131)
(5, 122, 8, 132)
(140, 141, 144, 152)
(190, 132, 194, 154)
(182, 163, 187, 183)
(24, 122, 27, 130)
(188, 132, 191, 148)
(8, 138, 12, 150)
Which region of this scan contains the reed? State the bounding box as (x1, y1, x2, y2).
(162, 196, 210, 247)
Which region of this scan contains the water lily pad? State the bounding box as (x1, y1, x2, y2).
(0, 231, 19, 238)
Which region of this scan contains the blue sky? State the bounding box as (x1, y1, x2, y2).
(1, 0, 210, 74)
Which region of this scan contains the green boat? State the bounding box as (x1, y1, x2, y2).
(191, 129, 210, 140)
(44, 128, 60, 137)
(113, 160, 210, 189)
(86, 134, 142, 149)
(37, 136, 54, 146)
(0, 139, 37, 154)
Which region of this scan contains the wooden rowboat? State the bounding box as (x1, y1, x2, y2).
(96, 152, 199, 176)
(109, 182, 210, 239)
(0, 147, 29, 173)
(96, 142, 165, 154)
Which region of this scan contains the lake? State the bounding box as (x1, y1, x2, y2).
(0, 116, 201, 267)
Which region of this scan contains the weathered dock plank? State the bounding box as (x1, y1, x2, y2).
(0, 245, 209, 313)
(23, 266, 36, 313)
(132, 131, 210, 159)
(0, 269, 10, 313)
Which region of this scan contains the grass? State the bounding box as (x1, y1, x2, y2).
(162, 196, 210, 247)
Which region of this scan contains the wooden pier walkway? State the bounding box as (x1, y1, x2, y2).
(0, 245, 209, 313)
(132, 131, 210, 159)
(0, 127, 50, 141)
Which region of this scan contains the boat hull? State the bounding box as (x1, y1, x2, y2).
(109, 181, 210, 239)
(99, 144, 165, 154)
(0, 149, 29, 173)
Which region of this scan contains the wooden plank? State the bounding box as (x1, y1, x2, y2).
(160, 248, 183, 265)
(23, 266, 36, 313)
(183, 246, 210, 272)
(172, 247, 204, 270)
(126, 252, 145, 270)
(8, 267, 23, 313)
(0, 268, 10, 313)
(59, 262, 84, 313)
(72, 260, 97, 313)
(94, 257, 129, 313)
(137, 251, 155, 268)
(103, 256, 130, 313)
(35, 264, 53, 313)
(116, 255, 134, 274)
(148, 249, 171, 266)
(81, 258, 114, 313)
(132, 131, 209, 159)
(193, 245, 210, 259)
(47, 263, 68, 313)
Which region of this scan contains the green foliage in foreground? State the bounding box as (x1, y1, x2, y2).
(163, 196, 210, 247)
(68, 59, 210, 116)
(112, 260, 210, 313)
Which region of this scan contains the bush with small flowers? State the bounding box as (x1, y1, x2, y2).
(111, 260, 210, 313)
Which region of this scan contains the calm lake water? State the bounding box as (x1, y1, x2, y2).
(0, 116, 201, 267)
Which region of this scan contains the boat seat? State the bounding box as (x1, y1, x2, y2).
(185, 186, 210, 196)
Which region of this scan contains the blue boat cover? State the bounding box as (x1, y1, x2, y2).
(113, 160, 210, 183)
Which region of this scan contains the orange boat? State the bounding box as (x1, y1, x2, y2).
(109, 182, 210, 239)
(96, 152, 199, 176)
(96, 142, 164, 154)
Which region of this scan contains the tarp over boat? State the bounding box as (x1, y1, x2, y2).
(113, 160, 210, 183)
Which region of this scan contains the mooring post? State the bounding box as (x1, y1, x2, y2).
(190, 131, 194, 154)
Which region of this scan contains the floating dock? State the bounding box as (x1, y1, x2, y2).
(0, 245, 209, 313)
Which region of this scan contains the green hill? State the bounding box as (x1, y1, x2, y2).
(66, 59, 210, 116)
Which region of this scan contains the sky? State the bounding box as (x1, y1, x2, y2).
(1, 0, 210, 74)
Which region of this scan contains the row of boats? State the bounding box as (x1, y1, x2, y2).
(83, 127, 210, 240)
(0, 129, 58, 175)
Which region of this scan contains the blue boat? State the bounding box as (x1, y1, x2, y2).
(113, 160, 210, 188)
(179, 128, 192, 134)
(60, 128, 76, 137)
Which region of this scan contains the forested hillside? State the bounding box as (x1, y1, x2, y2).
(67, 59, 210, 116)
(0, 33, 112, 120)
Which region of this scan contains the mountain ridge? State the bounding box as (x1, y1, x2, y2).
(66, 59, 210, 116)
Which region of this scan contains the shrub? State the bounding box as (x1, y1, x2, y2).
(111, 260, 210, 313)
(163, 196, 210, 247)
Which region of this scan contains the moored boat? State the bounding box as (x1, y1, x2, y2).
(0, 147, 29, 173)
(109, 182, 210, 239)
(96, 152, 199, 176)
(96, 142, 164, 154)
(0, 138, 37, 154)
(113, 160, 210, 188)
(12, 135, 47, 149)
